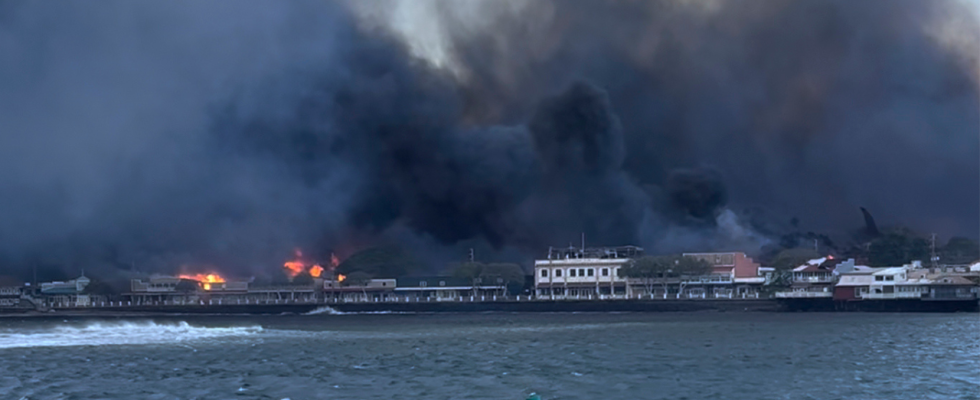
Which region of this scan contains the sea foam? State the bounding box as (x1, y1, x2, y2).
(0, 321, 263, 349)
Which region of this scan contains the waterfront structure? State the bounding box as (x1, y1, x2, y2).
(682, 252, 768, 297)
(126, 275, 312, 305)
(534, 246, 639, 298)
(324, 278, 395, 301)
(533, 247, 774, 299)
(40, 274, 92, 307)
(394, 277, 506, 301)
(774, 257, 842, 299)
(0, 284, 23, 309)
(127, 276, 198, 304)
(825, 261, 979, 305)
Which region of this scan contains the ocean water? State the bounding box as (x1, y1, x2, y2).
(0, 311, 977, 399)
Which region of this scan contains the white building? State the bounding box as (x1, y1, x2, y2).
(534, 246, 640, 298)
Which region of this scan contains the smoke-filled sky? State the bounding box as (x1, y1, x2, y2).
(0, 0, 977, 279)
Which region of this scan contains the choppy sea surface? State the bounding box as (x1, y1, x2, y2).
(0, 311, 977, 399)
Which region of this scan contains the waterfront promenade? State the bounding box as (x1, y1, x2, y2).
(3, 294, 776, 315)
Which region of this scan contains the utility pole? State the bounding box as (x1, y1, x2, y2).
(468, 248, 474, 263)
(814, 239, 819, 253)
(930, 233, 939, 268)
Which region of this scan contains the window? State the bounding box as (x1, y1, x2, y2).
(875, 276, 884, 281)
(556, 269, 563, 277)
(382, 282, 387, 286)
(579, 268, 586, 276)
(587, 269, 594, 277)
(570, 269, 577, 277)
(602, 268, 609, 276)
(885, 276, 894, 281)
(615, 268, 620, 277)
(541, 269, 548, 278)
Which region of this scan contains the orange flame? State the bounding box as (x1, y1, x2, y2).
(283, 248, 307, 278)
(178, 273, 224, 290)
(283, 248, 331, 279)
(337, 274, 346, 282)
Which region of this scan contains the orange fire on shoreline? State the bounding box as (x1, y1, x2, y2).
(178, 273, 225, 290)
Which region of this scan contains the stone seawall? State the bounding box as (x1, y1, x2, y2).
(5, 299, 779, 316)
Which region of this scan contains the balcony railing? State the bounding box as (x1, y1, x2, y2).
(924, 293, 977, 300)
(863, 292, 921, 299)
(775, 291, 833, 298)
(793, 277, 835, 283)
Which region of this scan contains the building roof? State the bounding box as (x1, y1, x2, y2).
(872, 267, 907, 276)
(545, 245, 644, 260)
(793, 257, 844, 273)
(927, 275, 976, 285)
(836, 274, 876, 287)
(40, 275, 89, 295)
(535, 258, 631, 266)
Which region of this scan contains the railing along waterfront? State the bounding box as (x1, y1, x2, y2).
(37, 291, 771, 309)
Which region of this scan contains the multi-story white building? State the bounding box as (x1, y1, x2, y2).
(534, 246, 641, 298)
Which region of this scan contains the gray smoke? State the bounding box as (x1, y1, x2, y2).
(0, 0, 976, 280)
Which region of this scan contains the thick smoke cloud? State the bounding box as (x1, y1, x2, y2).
(0, 0, 977, 280)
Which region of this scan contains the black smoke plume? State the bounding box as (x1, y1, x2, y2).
(0, 0, 976, 280)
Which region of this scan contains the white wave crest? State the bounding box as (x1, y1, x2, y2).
(303, 306, 412, 315)
(0, 321, 263, 349)
(304, 306, 346, 315)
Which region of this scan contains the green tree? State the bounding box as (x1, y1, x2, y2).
(868, 230, 929, 267)
(336, 246, 423, 278)
(674, 256, 712, 276)
(448, 262, 483, 280)
(764, 248, 822, 291)
(769, 248, 821, 271)
(941, 237, 980, 264)
(620, 255, 710, 298)
(620, 256, 672, 298)
(448, 262, 526, 296)
(481, 263, 525, 295)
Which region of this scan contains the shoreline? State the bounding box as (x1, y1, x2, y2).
(2, 299, 778, 317)
(3, 297, 977, 317)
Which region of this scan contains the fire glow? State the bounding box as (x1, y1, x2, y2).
(178, 273, 224, 290)
(283, 249, 340, 279)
